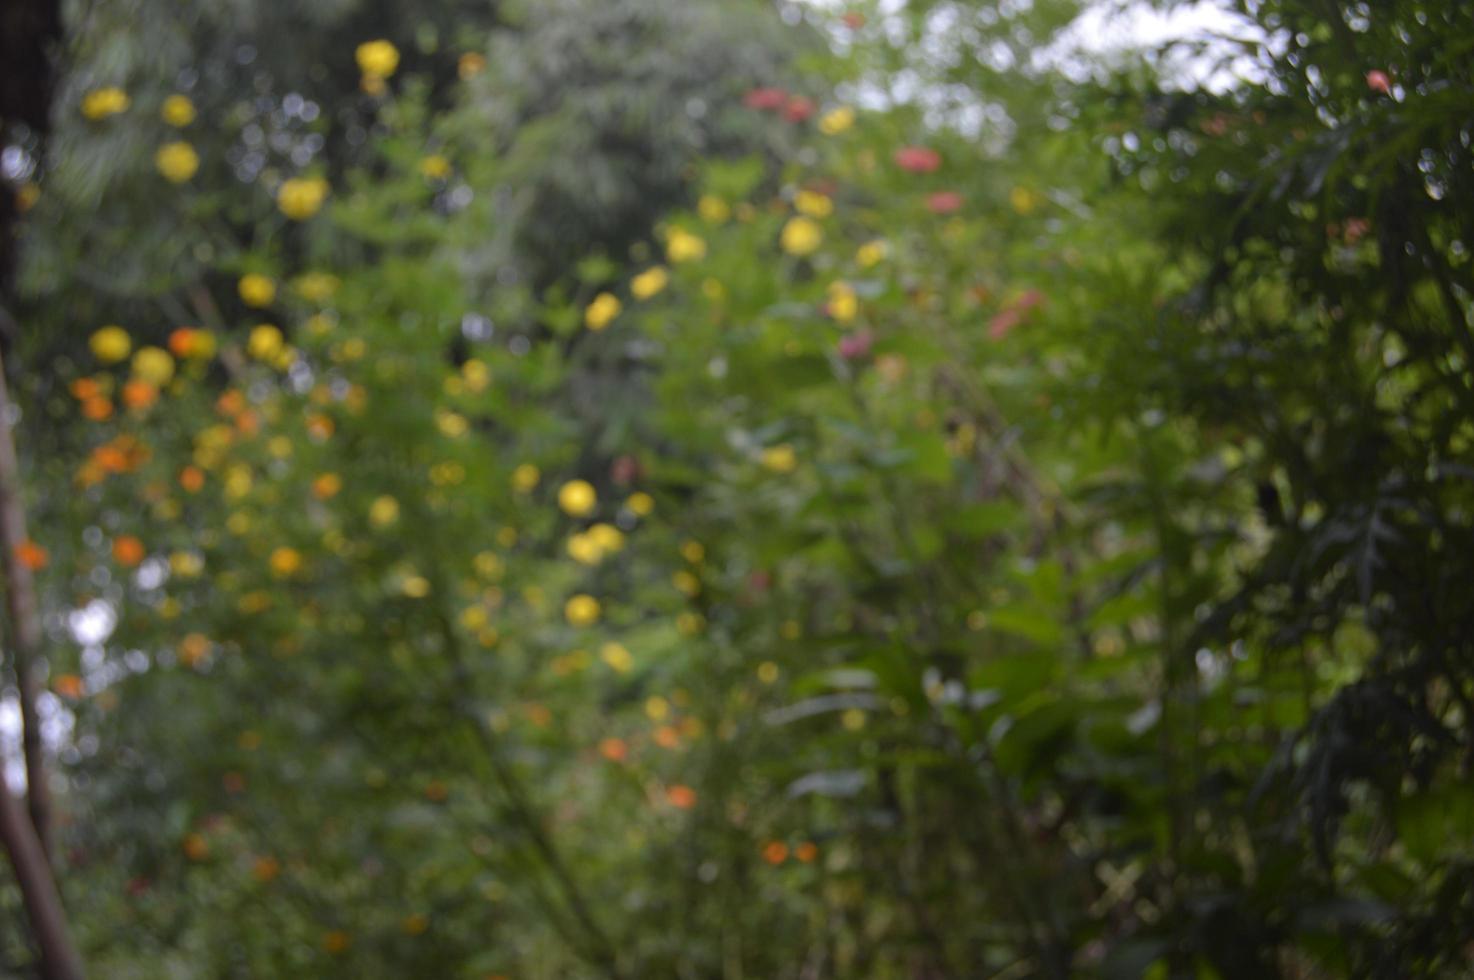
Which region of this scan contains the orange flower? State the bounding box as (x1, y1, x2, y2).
(598, 737, 628, 762)
(121, 379, 158, 410)
(424, 780, 449, 802)
(14, 540, 48, 571)
(70, 377, 102, 401)
(235, 410, 261, 437)
(305, 414, 334, 441)
(762, 840, 789, 865)
(179, 466, 205, 492)
(252, 856, 280, 882)
(311, 473, 342, 499)
(81, 396, 113, 421)
(654, 725, 681, 749)
(112, 535, 146, 566)
(53, 674, 84, 699)
(178, 633, 210, 667)
(322, 931, 350, 954)
(794, 841, 818, 863)
(216, 390, 245, 416)
(665, 784, 697, 809)
(183, 833, 209, 861)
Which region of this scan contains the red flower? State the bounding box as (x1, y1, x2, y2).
(926, 191, 963, 214)
(894, 146, 941, 173)
(744, 87, 787, 110)
(1366, 70, 1391, 95)
(842, 12, 866, 29)
(784, 96, 816, 122)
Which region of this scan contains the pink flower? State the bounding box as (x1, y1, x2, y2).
(744, 87, 787, 110)
(838, 330, 874, 360)
(926, 191, 963, 214)
(988, 290, 1045, 341)
(1366, 70, 1391, 95)
(894, 146, 941, 173)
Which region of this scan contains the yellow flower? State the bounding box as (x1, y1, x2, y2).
(626, 492, 654, 516)
(356, 40, 401, 78)
(564, 594, 601, 627)
(419, 155, 451, 179)
(435, 410, 468, 438)
(90, 325, 132, 363)
(277, 177, 329, 220)
(600, 642, 633, 673)
(462, 358, 492, 392)
(856, 239, 888, 268)
(361, 74, 387, 96)
(511, 464, 540, 493)
(154, 142, 199, 183)
(588, 523, 624, 553)
(370, 495, 400, 528)
(697, 195, 730, 223)
(558, 479, 596, 517)
(1010, 186, 1040, 214)
(131, 347, 175, 386)
(795, 190, 833, 218)
(567, 533, 603, 565)
(630, 266, 669, 300)
(238, 274, 276, 308)
(761, 444, 798, 473)
(402, 575, 431, 598)
(666, 228, 707, 263)
(170, 551, 204, 577)
(294, 272, 340, 303)
(269, 546, 302, 578)
(81, 87, 129, 120)
(247, 324, 284, 361)
(584, 292, 621, 331)
(680, 539, 705, 563)
(818, 106, 855, 135)
(458, 53, 486, 80)
(780, 217, 823, 257)
(673, 569, 701, 597)
(161, 94, 196, 126)
(827, 281, 859, 323)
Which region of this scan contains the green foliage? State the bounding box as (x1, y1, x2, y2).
(4, 1, 1474, 978)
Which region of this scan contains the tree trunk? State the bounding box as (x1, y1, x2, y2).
(0, 784, 84, 980)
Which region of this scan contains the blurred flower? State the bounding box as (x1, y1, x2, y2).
(795, 189, 833, 218)
(819, 106, 855, 135)
(763, 841, 789, 865)
(112, 535, 146, 567)
(155, 142, 199, 183)
(827, 281, 858, 323)
(1010, 186, 1039, 214)
(697, 195, 730, 223)
(15, 540, 48, 571)
(370, 496, 400, 528)
(238, 274, 276, 308)
(584, 292, 621, 331)
(121, 380, 158, 410)
(926, 191, 963, 214)
(247, 324, 284, 361)
(89, 325, 131, 363)
(168, 328, 215, 359)
(558, 480, 597, 517)
(626, 492, 654, 516)
(630, 266, 669, 300)
(277, 177, 329, 220)
(743, 87, 787, 110)
(1366, 70, 1392, 94)
(312, 473, 342, 500)
(780, 217, 822, 256)
(838, 330, 874, 360)
(131, 347, 175, 386)
(784, 96, 815, 122)
(598, 737, 628, 762)
(761, 444, 797, 473)
(161, 94, 195, 126)
(81, 87, 129, 120)
(894, 145, 941, 173)
(356, 39, 400, 78)
(564, 594, 601, 627)
(512, 463, 540, 493)
(419, 154, 451, 179)
(665, 784, 697, 809)
(458, 52, 486, 79)
(856, 239, 887, 268)
(600, 642, 633, 673)
(294, 272, 340, 302)
(666, 228, 706, 263)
